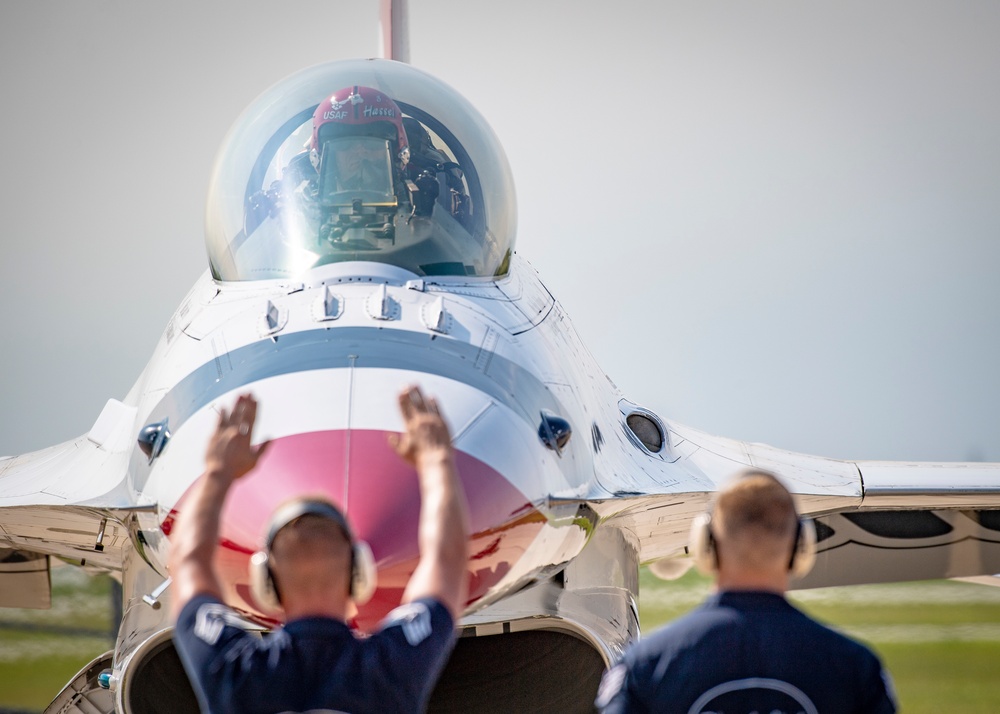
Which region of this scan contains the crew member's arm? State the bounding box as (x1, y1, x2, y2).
(391, 386, 470, 620)
(169, 394, 270, 621)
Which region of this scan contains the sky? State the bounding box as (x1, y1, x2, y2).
(1, 1, 998, 464)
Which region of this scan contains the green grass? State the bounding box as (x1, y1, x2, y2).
(0, 643, 110, 710)
(3, 568, 1000, 712)
(879, 641, 1000, 712)
(0, 568, 115, 711)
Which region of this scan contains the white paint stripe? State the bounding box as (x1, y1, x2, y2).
(0, 638, 110, 663)
(146, 368, 568, 511)
(792, 582, 1000, 605)
(640, 580, 1000, 610)
(839, 623, 1000, 643)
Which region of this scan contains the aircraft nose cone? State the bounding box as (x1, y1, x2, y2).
(166, 428, 543, 629)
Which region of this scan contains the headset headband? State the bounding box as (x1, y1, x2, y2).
(264, 499, 353, 551)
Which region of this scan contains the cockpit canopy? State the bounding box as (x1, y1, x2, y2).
(206, 60, 517, 282)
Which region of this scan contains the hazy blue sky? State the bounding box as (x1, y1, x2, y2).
(1, 1, 998, 463)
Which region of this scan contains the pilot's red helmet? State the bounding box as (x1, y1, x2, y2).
(310, 86, 410, 169)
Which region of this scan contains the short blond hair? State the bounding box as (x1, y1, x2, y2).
(269, 513, 353, 601)
(713, 470, 798, 568)
(266, 497, 354, 593)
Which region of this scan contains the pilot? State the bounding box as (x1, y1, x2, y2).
(309, 85, 410, 200)
(595, 469, 897, 714)
(244, 86, 411, 235)
(169, 387, 470, 714)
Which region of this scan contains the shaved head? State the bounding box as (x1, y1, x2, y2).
(713, 470, 799, 571)
(271, 513, 352, 560)
(269, 511, 354, 602)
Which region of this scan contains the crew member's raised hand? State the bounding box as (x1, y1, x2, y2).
(390, 385, 453, 467)
(205, 393, 271, 482)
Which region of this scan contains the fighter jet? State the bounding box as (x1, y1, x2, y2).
(3, 4, 1000, 714)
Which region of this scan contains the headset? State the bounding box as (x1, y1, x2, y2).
(249, 498, 377, 613)
(688, 509, 817, 580)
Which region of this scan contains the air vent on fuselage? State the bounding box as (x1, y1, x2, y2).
(626, 412, 664, 453)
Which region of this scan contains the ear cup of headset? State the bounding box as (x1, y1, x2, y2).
(249, 543, 378, 610)
(250, 498, 379, 609)
(690, 511, 816, 579)
(688, 512, 718, 575)
(351, 540, 378, 605)
(789, 518, 817, 580)
(249, 550, 282, 612)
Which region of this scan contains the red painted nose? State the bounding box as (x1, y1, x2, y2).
(165, 429, 543, 629)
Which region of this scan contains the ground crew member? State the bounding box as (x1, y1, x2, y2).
(170, 386, 469, 713)
(596, 469, 897, 714)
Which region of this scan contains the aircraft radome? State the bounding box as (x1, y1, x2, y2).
(2, 2, 1000, 713)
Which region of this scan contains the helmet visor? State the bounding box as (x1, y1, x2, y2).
(318, 136, 395, 204)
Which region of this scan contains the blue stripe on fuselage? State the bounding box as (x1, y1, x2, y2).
(133, 327, 556, 490)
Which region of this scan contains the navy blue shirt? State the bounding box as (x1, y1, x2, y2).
(596, 591, 897, 714)
(175, 595, 455, 714)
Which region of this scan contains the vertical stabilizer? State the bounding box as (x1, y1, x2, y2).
(379, 0, 411, 63)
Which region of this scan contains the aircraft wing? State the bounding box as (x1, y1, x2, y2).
(558, 417, 1000, 588)
(0, 399, 145, 607)
(795, 459, 1000, 588)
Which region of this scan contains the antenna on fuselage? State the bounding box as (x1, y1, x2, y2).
(379, 0, 411, 63)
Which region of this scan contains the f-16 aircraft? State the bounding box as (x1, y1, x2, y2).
(3, 3, 1000, 713)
